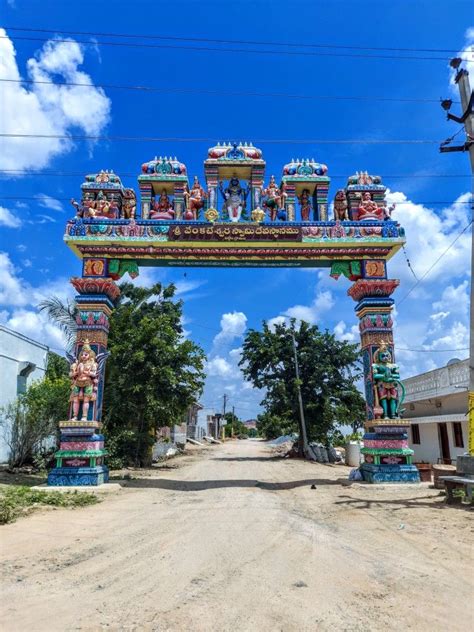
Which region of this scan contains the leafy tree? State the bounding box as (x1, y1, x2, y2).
(103, 282, 206, 466)
(256, 411, 296, 440)
(222, 411, 248, 438)
(239, 319, 365, 454)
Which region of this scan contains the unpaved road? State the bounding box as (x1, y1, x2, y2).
(1, 440, 472, 632)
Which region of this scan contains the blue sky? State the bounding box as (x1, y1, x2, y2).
(0, 1, 472, 419)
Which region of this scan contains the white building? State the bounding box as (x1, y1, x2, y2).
(0, 325, 49, 462)
(402, 359, 469, 465)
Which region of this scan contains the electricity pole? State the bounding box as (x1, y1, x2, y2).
(291, 332, 309, 457)
(441, 58, 474, 456)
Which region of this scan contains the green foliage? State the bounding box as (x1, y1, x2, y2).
(256, 412, 296, 440)
(103, 282, 206, 467)
(45, 352, 69, 380)
(222, 411, 248, 438)
(240, 319, 365, 445)
(0, 485, 99, 524)
(0, 375, 70, 468)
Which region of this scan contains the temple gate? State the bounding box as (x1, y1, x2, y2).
(48, 142, 419, 486)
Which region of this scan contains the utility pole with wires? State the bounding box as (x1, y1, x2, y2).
(440, 57, 474, 457)
(291, 332, 309, 458)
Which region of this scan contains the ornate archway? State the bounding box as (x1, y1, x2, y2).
(48, 143, 419, 486)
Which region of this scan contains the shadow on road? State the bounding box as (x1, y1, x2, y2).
(121, 478, 340, 491)
(333, 494, 464, 511)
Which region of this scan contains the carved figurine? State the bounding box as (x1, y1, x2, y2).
(184, 176, 207, 220)
(219, 176, 249, 222)
(298, 189, 312, 221)
(121, 190, 137, 219)
(68, 341, 98, 421)
(333, 190, 349, 221)
(357, 192, 384, 221)
(71, 193, 95, 219)
(262, 175, 286, 221)
(372, 341, 405, 419)
(150, 190, 175, 220)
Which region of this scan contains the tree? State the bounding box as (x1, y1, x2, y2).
(222, 411, 248, 438)
(239, 319, 365, 453)
(102, 282, 206, 466)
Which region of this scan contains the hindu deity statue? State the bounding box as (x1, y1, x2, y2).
(262, 175, 286, 221)
(91, 191, 118, 219)
(298, 189, 312, 221)
(357, 192, 384, 221)
(70, 193, 96, 219)
(69, 341, 98, 421)
(333, 190, 349, 221)
(184, 176, 207, 220)
(372, 341, 404, 419)
(121, 190, 137, 219)
(219, 176, 250, 222)
(150, 190, 175, 220)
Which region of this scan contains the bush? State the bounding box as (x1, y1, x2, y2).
(104, 426, 155, 469)
(0, 486, 99, 524)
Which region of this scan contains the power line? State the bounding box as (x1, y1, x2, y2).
(0, 34, 467, 62)
(0, 77, 459, 105)
(397, 219, 473, 306)
(0, 132, 444, 144)
(3, 25, 465, 54)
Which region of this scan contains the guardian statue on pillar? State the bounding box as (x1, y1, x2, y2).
(262, 175, 286, 221)
(184, 176, 207, 220)
(372, 341, 405, 419)
(68, 341, 98, 421)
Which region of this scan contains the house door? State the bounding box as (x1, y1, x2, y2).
(438, 423, 451, 464)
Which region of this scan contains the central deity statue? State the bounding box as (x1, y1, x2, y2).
(219, 176, 250, 222)
(357, 192, 384, 221)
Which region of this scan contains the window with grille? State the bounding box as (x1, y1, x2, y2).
(452, 422, 464, 448)
(411, 424, 420, 444)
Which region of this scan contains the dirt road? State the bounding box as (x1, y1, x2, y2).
(1, 440, 472, 631)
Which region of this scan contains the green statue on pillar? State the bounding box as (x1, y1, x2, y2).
(372, 341, 405, 419)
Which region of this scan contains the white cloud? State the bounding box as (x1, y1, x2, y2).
(213, 311, 247, 346)
(282, 288, 334, 325)
(35, 194, 64, 212)
(266, 315, 288, 330)
(388, 191, 472, 288)
(16, 244, 27, 252)
(0, 206, 22, 228)
(0, 252, 72, 349)
(0, 29, 111, 171)
(432, 280, 470, 318)
(206, 356, 236, 379)
(333, 320, 359, 342)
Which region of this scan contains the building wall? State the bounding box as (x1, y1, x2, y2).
(196, 407, 215, 436)
(0, 326, 49, 462)
(409, 420, 468, 464)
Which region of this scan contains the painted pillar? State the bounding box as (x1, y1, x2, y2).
(173, 182, 186, 220)
(284, 182, 296, 222)
(251, 165, 265, 213)
(139, 183, 153, 219)
(348, 260, 420, 483)
(48, 259, 121, 486)
(314, 182, 329, 221)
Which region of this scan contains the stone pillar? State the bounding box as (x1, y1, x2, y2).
(348, 260, 420, 483)
(48, 262, 120, 486)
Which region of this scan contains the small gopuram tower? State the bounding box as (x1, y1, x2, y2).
(281, 158, 330, 221)
(138, 156, 188, 219)
(204, 142, 265, 219)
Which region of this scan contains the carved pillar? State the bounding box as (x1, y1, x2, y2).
(315, 183, 329, 221)
(48, 263, 121, 486)
(139, 183, 152, 219)
(347, 260, 419, 483)
(284, 182, 296, 222)
(173, 182, 186, 220)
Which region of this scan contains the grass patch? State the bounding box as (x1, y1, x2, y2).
(0, 485, 100, 525)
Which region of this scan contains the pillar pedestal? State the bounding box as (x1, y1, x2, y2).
(48, 269, 120, 486)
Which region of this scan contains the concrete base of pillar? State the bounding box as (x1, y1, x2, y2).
(360, 463, 420, 483)
(47, 465, 109, 486)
